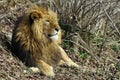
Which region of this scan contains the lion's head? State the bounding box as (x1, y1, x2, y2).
(28, 5, 61, 43)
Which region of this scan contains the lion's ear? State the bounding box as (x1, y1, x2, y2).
(30, 11, 42, 21)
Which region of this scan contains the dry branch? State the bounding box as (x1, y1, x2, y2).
(98, 0, 120, 36)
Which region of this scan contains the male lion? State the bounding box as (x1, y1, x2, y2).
(11, 5, 79, 77)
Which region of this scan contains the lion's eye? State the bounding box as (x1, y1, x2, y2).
(46, 20, 50, 22)
(45, 20, 50, 25)
(46, 20, 50, 23)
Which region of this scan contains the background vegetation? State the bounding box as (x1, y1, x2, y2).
(0, 0, 120, 80)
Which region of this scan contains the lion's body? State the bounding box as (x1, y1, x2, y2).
(12, 5, 79, 77)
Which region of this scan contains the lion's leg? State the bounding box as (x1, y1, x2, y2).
(37, 60, 55, 77)
(58, 47, 79, 68)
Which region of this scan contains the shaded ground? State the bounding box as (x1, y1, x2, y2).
(0, 0, 120, 80)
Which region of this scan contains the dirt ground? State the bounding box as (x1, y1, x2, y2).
(0, 0, 120, 80)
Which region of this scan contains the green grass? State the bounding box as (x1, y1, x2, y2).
(79, 52, 89, 59)
(111, 45, 120, 52)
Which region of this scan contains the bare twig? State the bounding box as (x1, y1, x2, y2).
(98, 0, 120, 36)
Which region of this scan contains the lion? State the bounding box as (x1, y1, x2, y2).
(11, 5, 79, 77)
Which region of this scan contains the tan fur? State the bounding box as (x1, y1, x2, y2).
(12, 5, 79, 77)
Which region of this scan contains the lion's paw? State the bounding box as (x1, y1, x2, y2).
(70, 62, 80, 68)
(65, 61, 80, 69)
(42, 66, 55, 77)
(58, 60, 80, 69)
(30, 67, 40, 73)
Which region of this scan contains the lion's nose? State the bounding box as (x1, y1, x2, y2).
(55, 28, 59, 32)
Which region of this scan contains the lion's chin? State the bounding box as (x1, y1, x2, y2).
(50, 34, 58, 41)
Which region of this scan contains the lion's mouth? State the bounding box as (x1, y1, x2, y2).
(48, 33, 57, 37)
(47, 33, 58, 41)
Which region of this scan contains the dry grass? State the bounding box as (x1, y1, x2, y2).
(0, 0, 120, 80)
